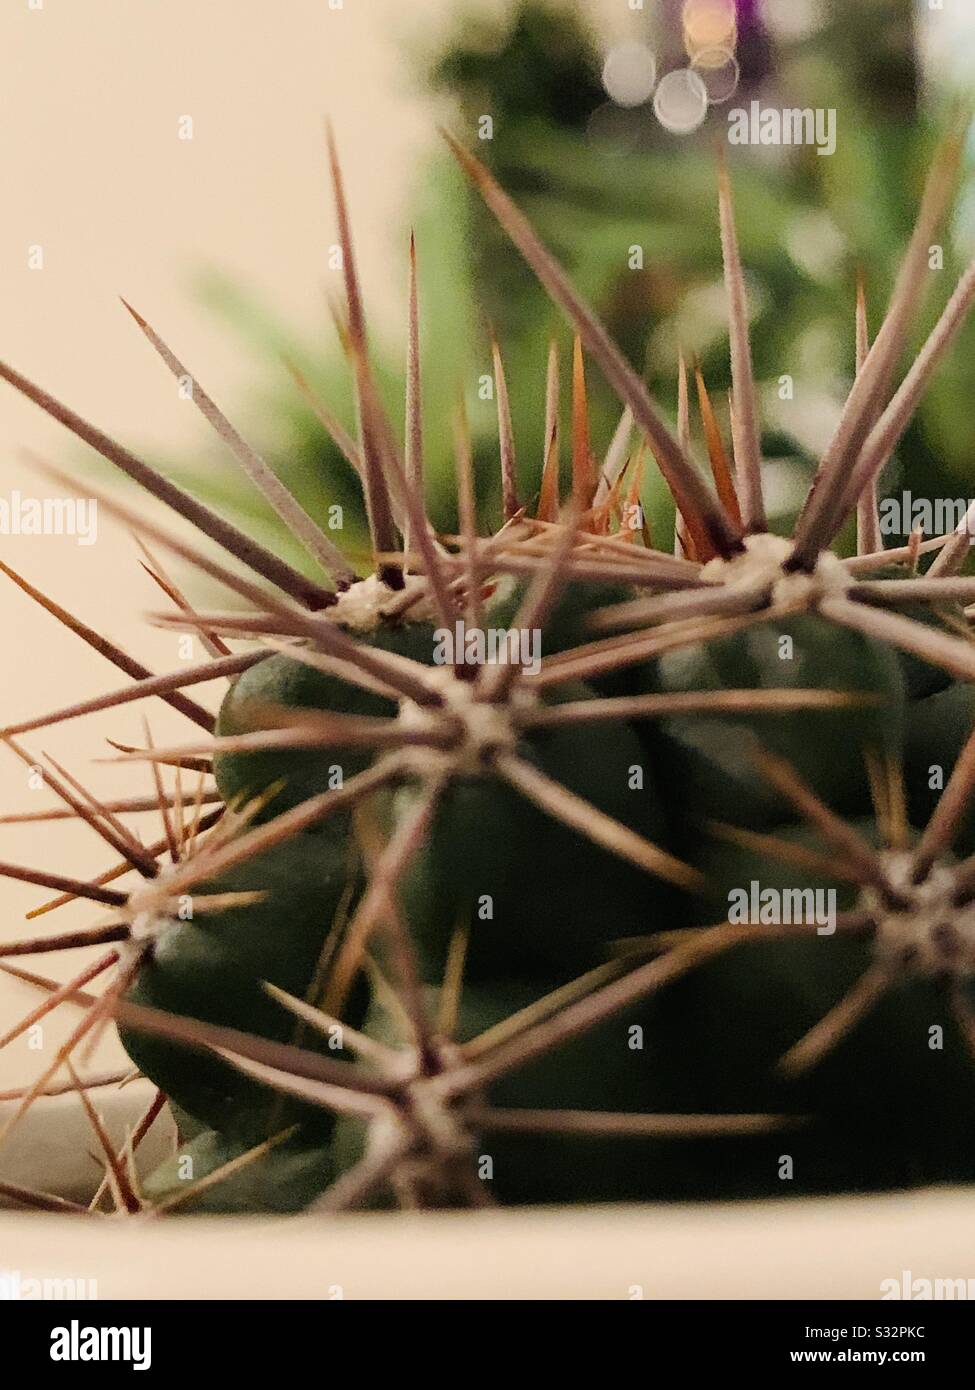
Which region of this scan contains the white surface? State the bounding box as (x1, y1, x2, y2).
(0, 1187, 973, 1300)
(0, 1083, 175, 1203)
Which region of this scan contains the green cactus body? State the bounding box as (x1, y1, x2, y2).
(395, 680, 677, 981)
(857, 565, 960, 700)
(121, 836, 362, 1141)
(215, 621, 437, 818)
(653, 822, 975, 1191)
(905, 681, 975, 852)
(332, 979, 664, 1207)
(141, 1129, 333, 1214)
(7, 120, 975, 1225)
(643, 615, 906, 834)
(455, 979, 664, 1205)
(488, 578, 639, 692)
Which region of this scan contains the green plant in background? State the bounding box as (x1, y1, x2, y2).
(168, 153, 479, 568)
(2, 111, 975, 1213)
(149, 0, 975, 573)
(430, 0, 975, 542)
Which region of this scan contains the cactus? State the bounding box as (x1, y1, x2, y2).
(3, 120, 975, 1217)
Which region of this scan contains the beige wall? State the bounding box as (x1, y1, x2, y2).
(0, 0, 495, 1085)
(0, 0, 625, 1091)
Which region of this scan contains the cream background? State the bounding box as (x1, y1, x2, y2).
(0, 0, 641, 1090)
(1, 2, 974, 1292)
(0, 0, 485, 1089)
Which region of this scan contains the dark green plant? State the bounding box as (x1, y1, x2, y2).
(2, 119, 975, 1217)
(172, 1, 974, 565)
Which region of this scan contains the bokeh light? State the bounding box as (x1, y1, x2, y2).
(690, 46, 740, 104)
(683, 0, 737, 60)
(602, 41, 658, 108)
(764, 0, 825, 43)
(653, 68, 709, 135)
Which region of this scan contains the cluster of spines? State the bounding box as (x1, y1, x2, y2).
(1, 116, 975, 1213)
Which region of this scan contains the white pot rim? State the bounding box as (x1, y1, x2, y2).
(1, 1186, 973, 1299)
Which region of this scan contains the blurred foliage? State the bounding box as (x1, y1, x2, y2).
(178, 156, 478, 571)
(164, 0, 974, 576)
